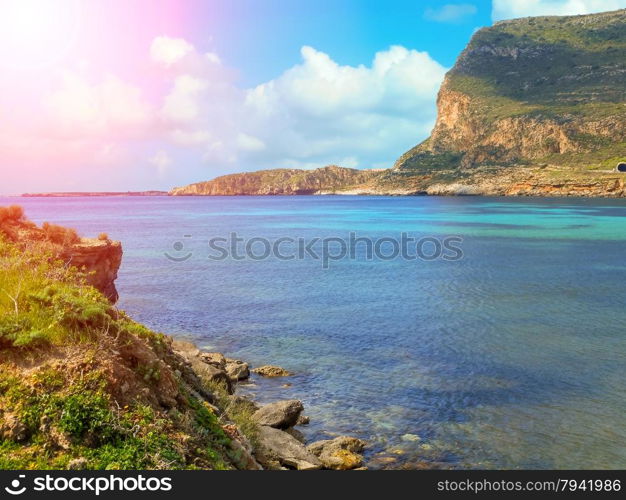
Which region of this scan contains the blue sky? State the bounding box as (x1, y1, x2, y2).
(187, 0, 495, 86)
(1, 0, 625, 192)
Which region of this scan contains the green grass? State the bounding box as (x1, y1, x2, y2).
(203, 380, 260, 449)
(487, 10, 626, 51)
(0, 238, 112, 348)
(451, 10, 626, 118)
(0, 212, 242, 470)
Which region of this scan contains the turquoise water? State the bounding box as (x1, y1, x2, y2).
(5, 195, 626, 469)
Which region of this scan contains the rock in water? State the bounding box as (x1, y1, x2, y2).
(256, 426, 322, 470)
(252, 400, 304, 429)
(251, 365, 291, 377)
(225, 359, 250, 381)
(308, 436, 367, 470)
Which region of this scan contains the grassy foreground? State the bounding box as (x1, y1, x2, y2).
(0, 206, 254, 469)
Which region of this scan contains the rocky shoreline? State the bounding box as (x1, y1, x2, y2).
(171, 339, 367, 470)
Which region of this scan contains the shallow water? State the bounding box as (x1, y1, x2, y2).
(6, 195, 626, 469)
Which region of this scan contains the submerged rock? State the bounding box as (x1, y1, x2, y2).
(252, 400, 303, 429)
(252, 365, 292, 377)
(307, 436, 367, 470)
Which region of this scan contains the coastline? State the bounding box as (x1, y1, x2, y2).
(0, 207, 367, 470)
(169, 338, 369, 470)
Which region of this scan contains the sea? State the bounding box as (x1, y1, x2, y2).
(5, 194, 626, 469)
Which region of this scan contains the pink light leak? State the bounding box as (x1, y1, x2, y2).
(0, 0, 199, 193)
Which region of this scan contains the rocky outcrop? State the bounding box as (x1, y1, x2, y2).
(170, 341, 368, 470)
(386, 9, 626, 195)
(252, 400, 304, 429)
(0, 207, 123, 302)
(308, 436, 367, 470)
(225, 359, 250, 381)
(169, 165, 380, 196)
(256, 426, 323, 470)
(172, 340, 235, 393)
(2, 211, 368, 470)
(62, 239, 122, 302)
(251, 365, 292, 377)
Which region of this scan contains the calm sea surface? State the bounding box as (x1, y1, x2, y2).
(4, 195, 626, 469)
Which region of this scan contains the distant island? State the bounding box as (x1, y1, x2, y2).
(171, 9, 626, 198)
(21, 191, 169, 197)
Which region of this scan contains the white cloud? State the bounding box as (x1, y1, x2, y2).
(45, 72, 151, 138)
(149, 150, 172, 177)
(36, 36, 448, 180)
(236, 45, 446, 167)
(236, 132, 266, 152)
(492, 0, 626, 21)
(170, 129, 212, 145)
(424, 3, 478, 23)
(161, 74, 208, 122)
(150, 36, 195, 66)
(153, 42, 447, 169)
(205, 52, 221, 64)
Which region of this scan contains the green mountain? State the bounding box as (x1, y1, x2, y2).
(375, 8, 626, 196)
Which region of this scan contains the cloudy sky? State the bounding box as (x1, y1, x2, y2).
(1, 0, 625, 193)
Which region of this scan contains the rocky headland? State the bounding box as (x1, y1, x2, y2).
(170, 9, 626, 198)
(170, 165, 380, 196)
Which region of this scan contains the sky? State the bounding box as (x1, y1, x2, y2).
(1, 0, 625, 193)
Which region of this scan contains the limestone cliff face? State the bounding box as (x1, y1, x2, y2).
(170, 166, 380, 196)
(419, 83, 625, 166)
(427, 85, 585, 159)
(62, 239, 123, 302)
(394, 9, 626, 171)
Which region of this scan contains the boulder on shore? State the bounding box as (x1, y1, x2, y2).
(307, 436, 367, 470)
(256, 426, 322, 470)
(172, 340, 233, 393)
(252, 365, 291, 377)
(252, 400, 304, 429)
(200, 352, 226, 369)
(225, 359, 250, 381)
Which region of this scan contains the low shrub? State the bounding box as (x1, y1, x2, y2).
(42, 222, 80, 245)
(0, 205, 24, 224)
